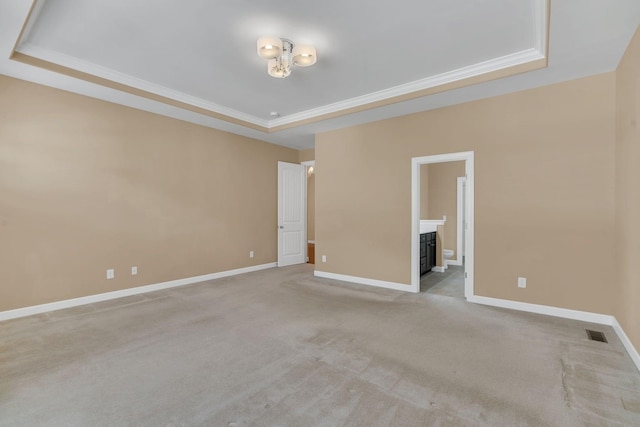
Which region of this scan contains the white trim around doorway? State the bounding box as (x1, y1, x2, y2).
(411, 151, 474, 297)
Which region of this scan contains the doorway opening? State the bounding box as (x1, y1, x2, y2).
(411, 151, 474, 298)
(301, 160, 315, 264)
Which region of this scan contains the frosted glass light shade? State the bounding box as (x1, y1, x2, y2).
(292, 45, 317, 67)
(267, 58, 291, 78)
(257, 37, 282, 59)
(257, 36, 317, 78)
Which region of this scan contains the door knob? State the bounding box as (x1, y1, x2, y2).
(278, 226, 284, 229)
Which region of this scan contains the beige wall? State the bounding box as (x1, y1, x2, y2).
(298, 148, 315, 163)
(0, 75, 298, 311)
(615, 27, 640, 352)
(424, 161, 465, 257)
(298, 149, 315, 241)
(0, 29, 636, 356)
(316, 73, 617, 314)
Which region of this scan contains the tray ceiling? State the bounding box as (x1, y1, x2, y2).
(1, 0, 639, 148)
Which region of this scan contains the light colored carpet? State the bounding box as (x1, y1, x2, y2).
(1, 264, 639, 426)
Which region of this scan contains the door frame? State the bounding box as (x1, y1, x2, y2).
(449, 176, 466, 266)
(411, 151, 474, 298)
(277, 161, 307, 267)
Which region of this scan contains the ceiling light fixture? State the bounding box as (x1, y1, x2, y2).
(257, 37, 317, 79)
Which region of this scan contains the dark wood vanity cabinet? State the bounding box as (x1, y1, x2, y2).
(420, 232, 436, 275)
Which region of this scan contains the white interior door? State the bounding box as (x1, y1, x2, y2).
(278, 161, 306, 267)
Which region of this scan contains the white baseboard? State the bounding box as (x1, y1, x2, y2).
(446, 258, 463, 266)
(468, 295, 640, 372)
(611, 318, 640, 373)
(314, 270, 416, 293)
(3, 264, 638, 373)
(0, 263, 277, 322)
(432, 266, 446, 273)
(467, 295, 614, 324)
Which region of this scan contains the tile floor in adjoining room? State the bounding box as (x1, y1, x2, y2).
(420, 264, 465, 298)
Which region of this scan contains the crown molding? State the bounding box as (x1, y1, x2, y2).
(11, 0, 548, 133)
(14, 43, 269, 128)
(268, 48, 545, 128)
(534, 0, 550, 57)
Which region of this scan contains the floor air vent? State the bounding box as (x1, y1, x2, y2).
(586, 329, 608, 343)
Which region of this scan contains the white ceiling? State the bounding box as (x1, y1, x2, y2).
(1, 1, 640, 149)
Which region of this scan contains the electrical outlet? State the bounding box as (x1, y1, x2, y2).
(322, 255, 327, 263)
(106, 269, 114, 279)
(131, 266, 137, 275)
(249, 251, 254, 258)
(518, 277, 526, 288)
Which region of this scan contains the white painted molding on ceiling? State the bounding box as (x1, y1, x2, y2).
(269, 47, 545, 128)
(15, 44, 270, 128)
(533, 0, 548, 56)
(17, 0, 46, 41)
(14, 0, 547, 130)
(0, 262, 276, 322)
(16, 45, 543, 130)
(314, 270, 416, 293)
